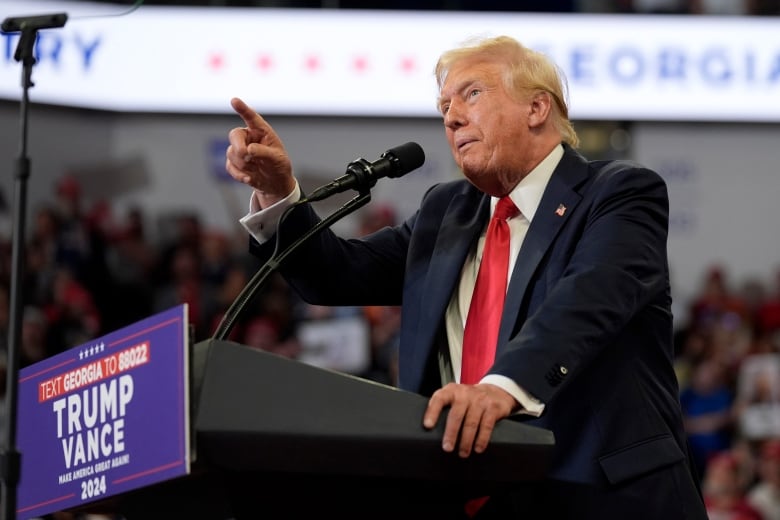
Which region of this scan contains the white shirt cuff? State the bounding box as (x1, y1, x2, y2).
(481, 374, 545, 417)
(238, 181, 301, 244)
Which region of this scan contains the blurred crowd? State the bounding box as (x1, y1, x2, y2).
(0, 172, 778, 519)
(0, 173, 402, 385)
(676, 263, 780, 519)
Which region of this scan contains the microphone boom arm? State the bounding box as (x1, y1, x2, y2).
(212, 191, 372, 341)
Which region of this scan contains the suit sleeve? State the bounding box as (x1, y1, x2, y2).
(248, 196, 417, 307)
(491, 164, 672, 405)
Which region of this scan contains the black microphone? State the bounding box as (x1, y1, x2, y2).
(1, 13, 68, 33)
(305, 142, 425, 202)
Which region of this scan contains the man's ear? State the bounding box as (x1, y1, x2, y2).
(527, 91, 552, 128)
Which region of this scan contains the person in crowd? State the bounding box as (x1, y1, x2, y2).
(225, 34, 706, 519)
(733, 351, 780, 441)
(103, 206, 158, 330)
(152, 243, 216, 339)
(704, 450, 764, 520)
(680, 357, 736, 479)
(688, 265, 750, 336)
(756, 268, 780, 335)
(42, 269, 100, 354)
(242, 314, 301, 359)
(51, 174, 113, 316)
(747, 439, 780, 520)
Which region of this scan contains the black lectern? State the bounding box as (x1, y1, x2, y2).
(108, 339, 555, 519)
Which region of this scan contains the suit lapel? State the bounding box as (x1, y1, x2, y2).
(411, 190, 489, 373)
(497, 147, 589, 347)
(419, 190, 489, 325)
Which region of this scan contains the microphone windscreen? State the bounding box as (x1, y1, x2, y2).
(385, 142, 425, 177)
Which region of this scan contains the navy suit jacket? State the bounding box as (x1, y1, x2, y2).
(250, 144, 705, 515)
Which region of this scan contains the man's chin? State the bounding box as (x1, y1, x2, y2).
(461, 167, 488, 187)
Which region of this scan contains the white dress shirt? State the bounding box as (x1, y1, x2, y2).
(443, 144, 563, 416)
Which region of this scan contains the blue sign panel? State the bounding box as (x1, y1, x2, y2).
(16, 305, 191, 519)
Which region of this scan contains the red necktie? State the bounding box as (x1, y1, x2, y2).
(461, 196, 519, 385)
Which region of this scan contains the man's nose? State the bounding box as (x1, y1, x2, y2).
(444, 101, 465, 128)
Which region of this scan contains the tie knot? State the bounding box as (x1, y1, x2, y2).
(494, 196, 519, 221)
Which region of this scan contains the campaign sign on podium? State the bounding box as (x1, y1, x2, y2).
(16, 305, 191, 519)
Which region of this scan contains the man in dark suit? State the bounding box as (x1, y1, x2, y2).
(225, 35, 707, 519)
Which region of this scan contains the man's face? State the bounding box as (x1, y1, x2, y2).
(439, 58, 532, 196)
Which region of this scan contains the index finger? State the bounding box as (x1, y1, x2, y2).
(230, 97, 268, 131)
(423, 396, 445, 430)
(423, 383, 455, 429)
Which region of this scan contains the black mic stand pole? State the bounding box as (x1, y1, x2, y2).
(0, 13, 67, 520)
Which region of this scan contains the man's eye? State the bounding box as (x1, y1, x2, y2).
(468, 89, 480, 98)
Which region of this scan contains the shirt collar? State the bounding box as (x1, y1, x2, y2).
(492, 143, 563, 222)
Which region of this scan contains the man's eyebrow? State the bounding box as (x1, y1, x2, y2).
(441, 79, 479, 103)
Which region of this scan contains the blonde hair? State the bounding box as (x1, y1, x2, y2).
(435, 35, 579, 148)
